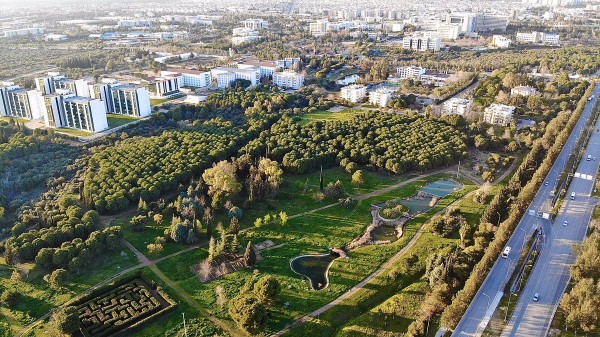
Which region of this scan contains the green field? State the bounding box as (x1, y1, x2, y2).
(298, 109, 366, 125)
(107, 114, 140, 128)
(150, 98, 171, 106)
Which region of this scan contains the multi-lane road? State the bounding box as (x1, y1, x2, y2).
(451, 82, 600, 337)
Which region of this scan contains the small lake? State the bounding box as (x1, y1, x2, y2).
(290, 252, 340, 290)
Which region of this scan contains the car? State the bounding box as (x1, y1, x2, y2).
(563, 220, 568, 226)
(544, 181, 549, 186)
(533, 293, 539, 302)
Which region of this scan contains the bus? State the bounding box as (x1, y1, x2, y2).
(502, 246, 511, 258)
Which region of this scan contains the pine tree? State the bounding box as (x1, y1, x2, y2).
(319, 165, 324, 191)
(243, 241, 256, 266)
(228, 217, 240, 234)
(219, 230, 227, 255)
(208, 237, 216, 262)
(230, 234, 240, 255)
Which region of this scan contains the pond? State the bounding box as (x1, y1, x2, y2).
(290, 252, 340, 290)
(376, 179, 463, 216)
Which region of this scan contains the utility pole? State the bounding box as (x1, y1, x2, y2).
(457, 161, 460, 179)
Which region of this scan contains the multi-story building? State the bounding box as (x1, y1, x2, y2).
(445, 13, 508, 33)
(420, 71, 451, 87)
(241, 19, 268, 30)
(510, 86, 538, 97)
(231, 28, 261, 45)
(402, 36, 441, 52)
(369, 88, 393, 107)
(515, 32, 560, 45)
(42, 94, 108, 132)
(442, 98, 472, 116)
(272, 71, 304, 89)
(492, 35, 512, 49)
(81, 80, 153, 118)
(483, 104, 515, 126)
(148, 76, 180, 98)
(35, 73, 90, 96)
(276, 58, 301, 69)
(161, 68, 212, 88)
(238, 60, 278, 78)
(341, 84, 367, 103)
(0, 82, 41, 119)
(397, 66, 427, 80)
(210, 67, 261, 88)
(309, 20, 329, 36)
(3, 27, 45, 37)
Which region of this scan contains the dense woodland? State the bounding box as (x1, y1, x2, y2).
(242, 112, 467, 174)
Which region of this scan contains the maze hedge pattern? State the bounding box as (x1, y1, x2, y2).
(76, 278, 172, 337)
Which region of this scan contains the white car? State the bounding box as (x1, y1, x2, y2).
(563, 220, 568, 226)
(544, 181, 549, 186)
(533, 293, 540, 302)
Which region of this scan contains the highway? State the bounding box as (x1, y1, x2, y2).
(502, 86, 600, 336)
(451, 82, 600, 337)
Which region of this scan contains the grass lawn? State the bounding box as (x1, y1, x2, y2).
(0, 116, 29, 124)
(107, 114, 140, 128)
(54, 128, 94, 137)
(116, 216, 192, 259)
(150, 98, 170, 106)
(149, 172, 474, 335)
(298, 109, 366, 126)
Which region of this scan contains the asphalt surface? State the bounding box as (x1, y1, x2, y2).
(451, 83, 600, 337)
(502, 85, 600, 337)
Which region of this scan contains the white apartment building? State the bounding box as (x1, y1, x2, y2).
(109, 84, 151, 117)
(272, 71, 304, 90)
(341, 84, 367, 103)
(148, 76, 180, 98)
(161, 68, 212, 88)
(238, 60, 278, 78)
(3, 27, 44, 37)
(442, 98, 472, 116)
(402, 36, 441, 52)
(210, 67, 261, 88)
(515, 32, 560, 45)
(241, 19, 268, 30)
(484, 104, 515, 126)
(231, 27, 261, 45)
(369, 88, 393, 108)
(276, 58, 301, 69)
(445, 13, 508, 33)
(397, 66, 427, 80)
(42, 94, 108, 132)
(309, 20, 329, 36)
(117, 19, 152, 28)
(0, 82, 41, 120)
(492, 35, 512, 49)
(510, 86, 538, 97)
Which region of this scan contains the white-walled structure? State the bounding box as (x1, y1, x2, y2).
(341, 84, 367, 103)
(161, 68, 212, 88)
(397, 66, 427, 80)
(0, 82, 41, 120)
(492, 35, 512, 49)
(148, 76, 180, 98)
(369, 88, 393, 107)
(238, 60, 278, 78)
(241, 19, 268, 30)
(484, 104, 515, 126)
(510, 86, 538, 97)
(402, 36, 441, 52)
(210, 67, 261, 88)
(41, 94, 108, 132)
(442, 98, 472, 116)
(3, 27, 44, 37)
(272, 71, 304, 89)
(515, 32, 559, 45)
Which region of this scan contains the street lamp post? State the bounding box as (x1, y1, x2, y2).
(497, 211, 501, 227)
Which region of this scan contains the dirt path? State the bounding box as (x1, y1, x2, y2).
(271, 189, 478, 337)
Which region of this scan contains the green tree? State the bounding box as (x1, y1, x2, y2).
(45, 268, 68, 289)
(52, 306, 80, 335)
(0, 289, 19, 307)
(351, 170, 365, 187)
(243, 241, 256, 267)
(253, 275, 281, 306)
(228, 294, 268, 334)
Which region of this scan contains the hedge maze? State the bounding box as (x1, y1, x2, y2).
(74, 276, 175, 337)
